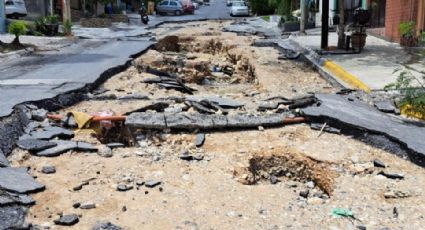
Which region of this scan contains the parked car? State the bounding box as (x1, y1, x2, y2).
(191, 0, 199, 9)
(4, 0, 27, 19)
(179, 0, 195, 14)
(230, 1, 249, 16)
(227, 0, 244, 7)
(156, 0, 184, 16)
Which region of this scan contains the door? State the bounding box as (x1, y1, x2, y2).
(369, 0, 386, 27)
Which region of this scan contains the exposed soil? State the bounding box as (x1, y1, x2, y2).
(8, 21, 425, 229)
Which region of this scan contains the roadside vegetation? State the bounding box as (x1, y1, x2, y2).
(0, 20, 27, 52)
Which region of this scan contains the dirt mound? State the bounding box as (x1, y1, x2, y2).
(155, 36, 181, 52)
(235, 149, 335, 195)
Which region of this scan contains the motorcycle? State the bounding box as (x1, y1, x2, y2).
(139, 4, 149, 25)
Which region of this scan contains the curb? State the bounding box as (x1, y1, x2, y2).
(287, 37, 371, 93)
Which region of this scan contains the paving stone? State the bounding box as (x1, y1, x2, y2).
(91, 221, 123, 230)
(29, 126, 74, 140)
(0, 205, 26, 229)
(31, 109, 48, 121)
(145, 180, 161, 188)
(0, 167, 45, 193)
(375, 101, 396, 113)
(41, 165, 56, 174)
(35, 140, 78, 157)
(106, 143, 125, 149)
(17, 139, 57, 152)
(0, 190, 35, 206)
(54, 214, 79, 226)
(194, 133, 205, 147)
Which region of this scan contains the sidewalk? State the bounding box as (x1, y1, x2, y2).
(289, 29, 425, 91)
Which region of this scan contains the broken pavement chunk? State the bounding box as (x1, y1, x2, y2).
(35, 140, 78, 157)
(29, 126, 74, 140)
(90, 221, 123, 230)
(0, 150, 10, 167)
(0, 167, 45, 193)
(373, 159, 386, 168)
(310, 123, 341, 134)
(17, 139, 57, 152)
(0, 190, 35, 206)
(77, 142, 98, 152)
(41, 165, 56, 174)
(0, 205, 26, 229)
(378, 171, 405, 180)
(106, 143, 125, 149)
(145, 180, 161, 188)
(125, 112, 166, 129)
(185, 95, 244, 109)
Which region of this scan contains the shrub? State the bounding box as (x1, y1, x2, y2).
(399, 21, 416, 38)
(63, 20, 73, 36)
(8, 20, 27, 45)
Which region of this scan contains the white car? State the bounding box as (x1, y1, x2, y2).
(5, 0, 27, 18)
(230, 1, 249, 16)
(227, 0, 243, 6)
(192, 1, 199, 9)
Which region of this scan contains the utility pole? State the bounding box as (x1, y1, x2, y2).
(321, 0, 329, 49)
(0, 0, 5, 33)
(300, 0, 306, 34)
(337, 0, 345, 49)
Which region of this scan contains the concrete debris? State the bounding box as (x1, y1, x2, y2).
(77, 142, 98, 152)
(0, 205, 26, 229)
(384, 190, 410, 199)
(143, 75, 196, 94)
(97, 145, 113, 158)
(0, 167, 45, 193)
(91, 221, 123, 230)
(54, 214, 79, 226)
(302, 94, 425, 165)
(0, 190, 35, 206)
(116, 184, 133, 192)
(31, 109, 48, 121)
(41, 165, 56, 174)
(126, 112, 287, 130)
(80, 202, 96, 209)
(16, 139, 57, 152)
(185, 95, 244, 109)
(373, 159, 386, 168)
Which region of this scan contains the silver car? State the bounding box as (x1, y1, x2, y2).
(5, 0, 27, 18)
(156, 0, 184, 16)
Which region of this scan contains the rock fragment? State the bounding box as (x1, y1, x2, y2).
(54, 214, 79, 226)
(116, 184, 133, 192)
(97, 145, 113, 158)
(80, 202, 96, 209)
(194, 133, 205, 147)
(373, 159, 386, 168)
(35, 140, 78, 157)
(91, 221, 123, 230)
(145, 180, 161, 188)
(106, 143, 125, 149)
(0, 150, 10, 167)
(29, 126, 74, 140)
(41, 166, 56, 174)
(31, 109, 48, 121)
(378, 171, 404, 180)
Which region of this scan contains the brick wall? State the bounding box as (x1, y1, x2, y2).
(385, 0, 418, 41)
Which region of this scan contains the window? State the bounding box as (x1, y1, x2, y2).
(5, 1, 14, 6)
(159, 1, 168, 6)
(170, 1, 177, 6)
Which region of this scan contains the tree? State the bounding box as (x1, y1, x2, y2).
(8, 20, 27, 47)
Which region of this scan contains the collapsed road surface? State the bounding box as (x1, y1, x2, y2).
(1, 19, 425, 230)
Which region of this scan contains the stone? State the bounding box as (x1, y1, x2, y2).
(0, 205, 26, 229)
(73, 181, 89, 191)
(374, 101, 396, 113)
(378, 171, 404, 180)
(31, 109, 48, 121)
(384, 190, 410, 199)
(270, 175, 278, 184)
(179, 149, 193, 161)
(116, 184, 133, 192)
(194, 133, 205, 147)
(258, 102, 279, 111)
(193, 154, 204, 161)
(41, 166, 56, 174)
(80, 202, 96, 209)
(73, 202, 81, 208)
(90, 221, 123, 230)
(356, 226, 367, 230)
(54, 214, 79, 226)
(305, 181, 315, 189)
(77, 142, 98, 152)
(299, 190, 310, 198)
(29, 126, 74, 140)
(0, 190, 35, 206)
(36, 140, 78, 157)
(17, 139, 57, 152)
(145, 180, 161, 188)
(373, 159, 386, 168)
(97, 146, 113, 158)
(106, 143, 125, 149)
(0, 167, 45, 193)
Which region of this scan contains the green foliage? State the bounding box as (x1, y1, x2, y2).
(62, 20, 73, 36)
(249, 0, 275, 15)
(45, 15, 59, 24)
(398, 21, 416, 38)
(385, 67, 425, 115)
(34, 15, 60, 36)
(8, 21, 27, 37)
